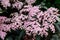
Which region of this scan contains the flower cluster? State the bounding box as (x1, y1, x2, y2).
(0, 0, 59, 40)
(1, 0, 11, 8)
(20, 6, 59, 36)
(12, 1, 23, 10)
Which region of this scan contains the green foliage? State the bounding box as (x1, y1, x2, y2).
(54, 22, 60, 33)
(34, 0, 60, 10)
(55, 0, 60, 4)
(53, 17, 60, 40)
(16, 29, 25, 40)
(35, 35, 41, 40)
(50, 34, 60, 40)
(5, 37, 13, 40)
(0, 8, 3, 13)
(5, 29, 26, 40)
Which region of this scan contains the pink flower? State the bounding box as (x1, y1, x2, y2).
(49, 24, 55, 33)
(0, 16, 7, 24)
(25, 0, 36, 4)
(1, 0, 10, 8)
(12, 1, 23, 10)
(0, 31, 7, 40)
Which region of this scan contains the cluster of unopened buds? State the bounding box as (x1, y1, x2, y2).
(0, 0, 60, 40)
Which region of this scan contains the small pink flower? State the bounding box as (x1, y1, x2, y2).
(12, 1, 23, 10)
(1, 0, 10, 8)
(25, 0, 36, 4)
(0, 31, 7, 40)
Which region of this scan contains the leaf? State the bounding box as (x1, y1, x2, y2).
(50, 34, 60, 40)
(55, 0, 60, 4)
(15, 36, 18, 40)
(0, 8, 3, 13)
(54, 23, 60, 32)
(5, 37, 13, 40)
(35, 35, 41, 40)
(56, 17, 60, 22)
(54, 0, 60, 10)
(34, 0, 43, 5)
(17, 30, 25, 40)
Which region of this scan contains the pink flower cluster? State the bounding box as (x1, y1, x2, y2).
(12, 1, 23, 10)
(0, 0, 59, 40)
(0, 0, 36, 9)
(1, 0, 11, 8)
(20, 6, 59, 36)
